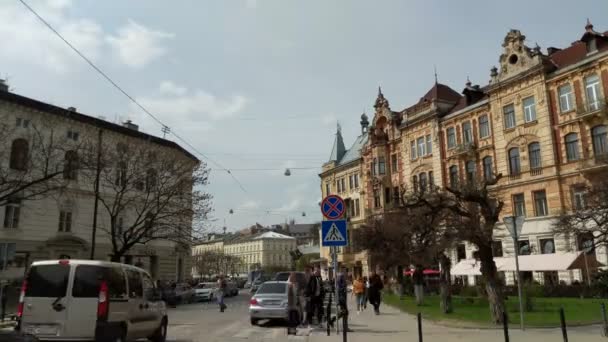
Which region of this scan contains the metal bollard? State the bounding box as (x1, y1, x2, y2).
(417, 312, 423, 342)
(502, 311, 509, 342)
(559, 307, 568, 342)
(342, 310, 348, 342)
(602, 303, 608, 337)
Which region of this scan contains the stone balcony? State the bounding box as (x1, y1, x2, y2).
(578, 153, 608, 173)
(448, 142, 477, 159)
(576, 98, 607, 121)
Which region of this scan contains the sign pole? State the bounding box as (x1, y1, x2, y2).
(504, 216, 525, 331)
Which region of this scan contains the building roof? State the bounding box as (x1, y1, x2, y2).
(328, 125, 347, 162)
(337, 133, 368, 166)
(0, 90, 198, 161)
(297, 244, 320, 255)
(253, 231, 296, 240)
(548, 21, 608, 70)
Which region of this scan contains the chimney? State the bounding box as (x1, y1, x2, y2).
(0, 79, 8, 92)
(67, 106, 77, 112)
(122, 120, 139, 131)
(547, 47, 561, 55)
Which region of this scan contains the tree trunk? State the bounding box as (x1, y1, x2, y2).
(438, 254, 452, 314)
(413, 264, 424, 306)
(478, 244, 505, 324)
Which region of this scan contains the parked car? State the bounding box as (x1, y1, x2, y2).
(249, 281, 289, 325)
(250, 278, 265, 294)
(194, 282, 217, 302)
(17, 259, 168, 342)
(274, 272, 307, 290)
(174, 283, 195, 304)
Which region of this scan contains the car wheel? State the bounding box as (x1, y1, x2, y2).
(250, 318, 258, 326)
(148, 318, 168, 342)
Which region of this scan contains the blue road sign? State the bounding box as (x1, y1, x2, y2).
(321, 195, 345, 220)
(321, 220, 348, 247)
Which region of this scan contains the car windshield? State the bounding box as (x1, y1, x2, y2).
(256, 283, 287, 294)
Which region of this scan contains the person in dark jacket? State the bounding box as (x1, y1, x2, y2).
(368, 272, 384, 315)
(305, 267, 325, 325)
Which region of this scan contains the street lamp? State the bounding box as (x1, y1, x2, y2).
(503, 215, 525, 330)
(284, 168, 291, 176)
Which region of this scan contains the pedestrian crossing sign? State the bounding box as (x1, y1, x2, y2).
(321, 220, 348, 247)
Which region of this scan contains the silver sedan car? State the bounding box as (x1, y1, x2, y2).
(249, 281, 289, 325)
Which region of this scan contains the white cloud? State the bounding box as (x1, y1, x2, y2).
(159, 81, 187, 96)
(136, 82, 248, 121)
(239, 200, 260, 210)
(106, 19, 174, 68)
(0, 1, 103, 73)
(276, 199, 301, 212)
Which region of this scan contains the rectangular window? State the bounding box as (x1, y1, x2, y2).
(385, 187, 391, 204)
(503, 104, 516, 129)
(349, 175, 354, 190)
(341, 178, 346, 192)
(585, 74, 601, 110)
(540, 238, 555, 254)
(354, 199, 360, 217)
(447, 127, 456, 149)
(354, 174, 359, 188)
(393, 187, 400, 203)
(391, 154, 398, 172)
(462, 122, 473, 144)
(456, 244, 466, 261)
(523, 96, 536, 122)
(3, 200, 20, 229)
(558, 84, 574, 113)
(426, 135, 432, 155)
(25, 265, 69, 298)
(410, 141, 417, 160)
(529, 143, 542, 170)
(428, 171, 434, 187)
(58, 211, 72, 232)
(67, 130, 80, 141)
(325, 183, 330, 195)
(571, 186, 587, 210)
(533, 190, 548, 216)
(565, 134, 580, 161)
(479, 115, 490, 138)
(513, 193, 526, 217)
(378, 157, 386, 175)
(492, 241, 504, 257)
(15, 118, 30, 128)
(449, 166, 458, 188)
(373, 191, 381, 208)
(417, 137, 426, 157)
(518, 240, 531, 256)
(483, 157, 493, 180)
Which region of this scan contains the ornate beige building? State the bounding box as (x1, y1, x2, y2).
(321, 21, 608, 285)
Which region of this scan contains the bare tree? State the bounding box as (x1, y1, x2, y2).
(0, 117, 84, 209)
(553, 180, 608, 252)
(82, 140, 212, 261)
(193, 251, 242, 278)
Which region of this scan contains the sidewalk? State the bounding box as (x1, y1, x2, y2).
(309, 296, 606, 342)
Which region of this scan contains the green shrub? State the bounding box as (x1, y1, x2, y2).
(460, 286, 478, 297)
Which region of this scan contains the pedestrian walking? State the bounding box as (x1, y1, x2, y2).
(363, 276, 369, 309)
(352, 276, 365, 314)
(303, 266, 313, 326)
(368, 272, 384, 315)
(217, 274, 228, 312)
(287, 272, 301, 333)
(312, 267, 325, 325)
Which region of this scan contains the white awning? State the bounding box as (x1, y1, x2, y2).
(451, 251, 604, 275)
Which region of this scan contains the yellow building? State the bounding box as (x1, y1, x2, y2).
(319, 121, 369, 278)
(321, 21, 608, 285)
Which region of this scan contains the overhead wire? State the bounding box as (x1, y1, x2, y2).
(17, 0, 249, 193)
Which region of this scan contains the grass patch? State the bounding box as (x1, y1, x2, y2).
(383, 293, 606, 327)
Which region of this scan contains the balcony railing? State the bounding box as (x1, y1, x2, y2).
(452, 142, 477, 158)
(577, 98, 607, 119)
(579, 153, 608, 172)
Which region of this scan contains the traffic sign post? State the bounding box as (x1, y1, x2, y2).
(321, 195, 346, 220)
(503, 216, 525, 331)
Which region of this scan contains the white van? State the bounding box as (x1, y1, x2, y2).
(16, 259, 168, 342)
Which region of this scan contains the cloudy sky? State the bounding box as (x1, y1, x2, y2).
(2, 0, 606, 232)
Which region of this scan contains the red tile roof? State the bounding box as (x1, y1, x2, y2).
(549, 25, 608, 69)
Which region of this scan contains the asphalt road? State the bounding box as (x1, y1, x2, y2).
(165, 291, 310, 342)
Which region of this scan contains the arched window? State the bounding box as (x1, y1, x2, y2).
(146, 169, 157, 192)
(528, 142, 541, 170)
(466, 160, 476, 183)
(482, 156, 493, 180)
(10, 139, 28, 171)
(63, 150, 79, 180)
(508, 148, 521, 175)
(419, 172, 427, 192)
(564, 133, 579, 161)
(449, 165, 458, 188)
(592, 125, 607, 157)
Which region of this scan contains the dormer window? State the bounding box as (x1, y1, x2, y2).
(587, 38, 597, 54)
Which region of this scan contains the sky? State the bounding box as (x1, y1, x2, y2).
(1, 0, 607, 233)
